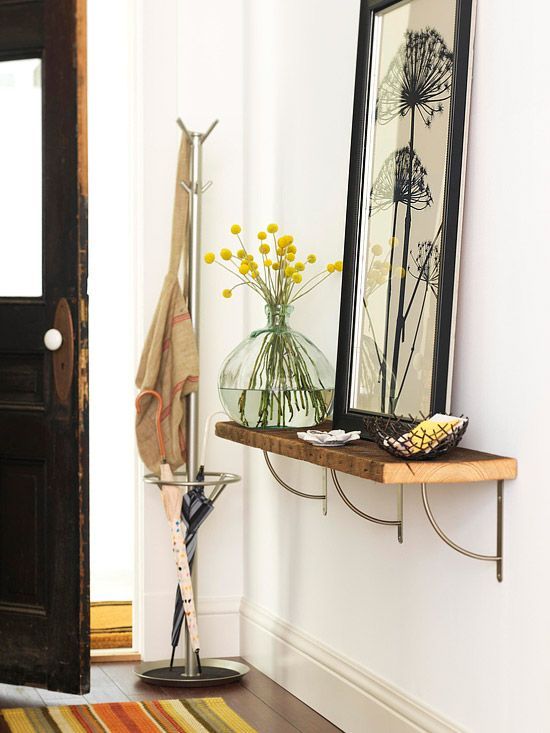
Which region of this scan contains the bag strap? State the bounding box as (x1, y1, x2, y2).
(168, 132, 191, 281)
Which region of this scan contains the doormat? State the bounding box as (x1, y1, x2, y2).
(90, 601, 132, 650)
(0, 697, 258, 732)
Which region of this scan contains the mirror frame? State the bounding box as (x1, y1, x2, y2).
(333, 0, 475, 436)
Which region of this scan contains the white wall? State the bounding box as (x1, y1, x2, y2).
(88, 0, 136, 603)
(239, 1, 550, 732)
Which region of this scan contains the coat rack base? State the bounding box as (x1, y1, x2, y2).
(135, 658, 249, 687)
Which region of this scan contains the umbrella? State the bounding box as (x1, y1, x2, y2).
(135, 389, 202, 671)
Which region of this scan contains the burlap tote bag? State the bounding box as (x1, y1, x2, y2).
(135, 133, 199, 473)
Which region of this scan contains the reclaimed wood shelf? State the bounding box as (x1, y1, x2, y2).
(215, 421, 517, 485)
(215, 420, 518, 582)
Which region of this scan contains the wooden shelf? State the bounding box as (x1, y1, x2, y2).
(215, 421, 517, 485)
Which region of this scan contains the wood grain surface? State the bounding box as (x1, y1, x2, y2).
(215, 422, 517, 484)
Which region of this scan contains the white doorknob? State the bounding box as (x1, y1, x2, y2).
(44, 328, 63, 351)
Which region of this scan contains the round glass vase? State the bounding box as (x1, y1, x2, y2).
(218, 304, 335, 429)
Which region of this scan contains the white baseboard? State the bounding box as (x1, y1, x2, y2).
(240, 598, 465, 733)
(142, 594, 240, 661)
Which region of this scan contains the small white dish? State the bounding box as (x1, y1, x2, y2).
(297, 429, 361, 447)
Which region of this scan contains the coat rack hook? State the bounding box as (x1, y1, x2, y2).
(176, 117, 192, 142)
(201, 119, 219, 143)
(201, 181, 213, 194)
(180, 180, 192, 194)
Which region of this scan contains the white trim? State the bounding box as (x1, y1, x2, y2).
(240, 598, 466, 733)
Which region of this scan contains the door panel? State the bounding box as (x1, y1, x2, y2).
(0, 0, 88, 694)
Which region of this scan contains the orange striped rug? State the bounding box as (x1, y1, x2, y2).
(0, 697, 257, 732)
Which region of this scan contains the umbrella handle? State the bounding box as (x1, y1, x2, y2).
(136, 389, 167, 462)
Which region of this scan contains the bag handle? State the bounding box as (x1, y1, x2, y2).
(168, 132, 191, 280)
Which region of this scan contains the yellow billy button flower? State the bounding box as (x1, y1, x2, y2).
(204, 252, 215, 264)
(267, 223, 278, 233)
(237, 248, 246, 259)
(246, 254, 254, 261)
(287, 244, 297, 254)
(220, 248, 232, 261)
(230, 224, 241, 235)
(276, 247, 285, 256)
(286, 252, 295, 262)
(292, 272, 302, 284)
(272, 262, 280, 271)
(250, 261, 259, 270)
(307, 254, 316, 264)
(393, 265, 406, 279)
(251, 271, 259, 279)
(334, 260, 343, 272)
(371, 244, 383, 256)
(295, 261, 305, 271)
(259, 243, 270, 255)
(284, 265, 295, 278)
(327, 263, 335, 273)
(264, 258, 273, 267)
(222, 289, 232, 298)
(239, 262, 250, 275)
(389, 236, 399, 248)
(257, 231, 267, 240)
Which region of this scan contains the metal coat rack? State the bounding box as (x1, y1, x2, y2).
(136, 119, 249, 687)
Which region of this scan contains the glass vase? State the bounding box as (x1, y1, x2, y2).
(218, 304, 335, 429)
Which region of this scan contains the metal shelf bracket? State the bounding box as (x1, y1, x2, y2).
(330, 470, 403, 543)
(263, 451, 327, 515)
(421, 480, 504, 582)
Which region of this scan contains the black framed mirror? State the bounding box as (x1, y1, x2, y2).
(334, 0, 475, 436)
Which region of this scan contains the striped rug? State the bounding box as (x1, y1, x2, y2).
(0, 697, 257, 732)
(90, 601, 132, 650)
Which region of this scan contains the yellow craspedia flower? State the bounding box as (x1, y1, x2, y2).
(393, 265, 406, 278)
(287, 244, 297, 254)
(220, 248, 232, 261)
(327, 263, 335, 273)
(272, 262, 280, 271)
(334, 260, 343, 272)
(250, 261, 259, 270)
(371, 244, 383, 256)
(246, 254, 254, 261)
(389, 236, 399, 248)
(276, 247, 285, 256)
(230, 224, 241, 235)
(239, 262, 250, 275)
(237, 248, 246, 259)
(284, 265, 295, 278)
(267, 223, 278, 233)
(292, 272, 302, 283)
(264, 258, 273, 267)
(251, 271, 259, 279)
(286, 252, 295, 262)
(307, 254, 316, 264)
(259, 243, 270, 254)
(295, 261, 305, 271)
(257, 231, 267, 240)
(204, 252, 215, 264)
(277, 236, 288, 248)
(222, 288, 232, 298)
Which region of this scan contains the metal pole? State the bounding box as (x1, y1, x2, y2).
(183, 132, 203, 677)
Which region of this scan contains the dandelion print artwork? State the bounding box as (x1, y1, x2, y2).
(340, 0, 474, 424)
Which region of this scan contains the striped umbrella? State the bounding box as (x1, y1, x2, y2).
(135, 390, 201, 671)
(169, 469, 214, 668)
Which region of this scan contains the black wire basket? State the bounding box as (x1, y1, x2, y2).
(368, 415, 469, 460)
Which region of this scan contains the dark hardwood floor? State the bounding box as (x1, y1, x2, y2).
(0, 658, 343, 732)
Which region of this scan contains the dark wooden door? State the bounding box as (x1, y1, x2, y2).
(0, 0, 89, 694)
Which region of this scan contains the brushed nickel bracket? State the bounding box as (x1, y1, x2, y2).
(331, 470, 403, 543)
(263, 451, 327, 515)
(421, 480, 504, 582)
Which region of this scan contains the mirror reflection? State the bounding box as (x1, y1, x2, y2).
(350, 0, 456, 416)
